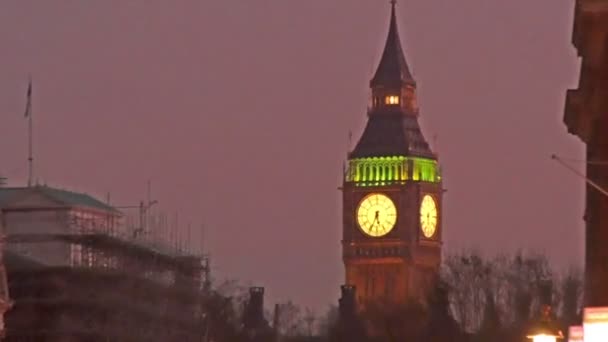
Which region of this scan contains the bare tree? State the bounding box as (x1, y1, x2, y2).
(303, 307, 316, 337)
(317, 305, 338, 337)
(557, 267, 583, 328)
(442, 250, 490, 332)
(362, 300, 428, 341)
(443, 250, 582, 341)
(275, 300, 306, 337)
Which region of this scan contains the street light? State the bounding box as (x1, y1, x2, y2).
(526, 305, 564, 342)
(527, 334, 561, 342)
(527, 281, 564, 342)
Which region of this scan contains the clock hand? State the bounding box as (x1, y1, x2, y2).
(373, 211, 381, 234)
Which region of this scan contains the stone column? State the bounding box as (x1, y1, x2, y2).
(565, 0, 608, 307)
(585, 93, 608, 306)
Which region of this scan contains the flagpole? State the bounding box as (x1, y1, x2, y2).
(24, 78, 33, 188)
(28, 100, 33, 187)
(27, 77, 34, 187)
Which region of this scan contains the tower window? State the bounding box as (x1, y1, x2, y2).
(372, 97, 380, 107)
(385, 95, 400, 105)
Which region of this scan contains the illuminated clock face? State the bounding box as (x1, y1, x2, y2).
(420, 195, 438, 238)
(356, 193, 397, 237)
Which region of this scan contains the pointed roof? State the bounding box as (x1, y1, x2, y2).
(350, 1, 434, 160)
(349, 114, 434, 158)
(370, 1, 415, 88)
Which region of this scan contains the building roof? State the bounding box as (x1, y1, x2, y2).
(0, 188, 18, 205)
(369, 1, 415, 88)
(349, 113, 434, 159)
(0, 186, 118, 213)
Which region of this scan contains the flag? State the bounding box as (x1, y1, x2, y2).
(24, 80, 32, 118)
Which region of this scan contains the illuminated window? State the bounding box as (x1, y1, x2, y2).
(385, 95, 400, 105)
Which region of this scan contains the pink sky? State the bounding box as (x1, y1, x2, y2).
(0, 0, 584, 310)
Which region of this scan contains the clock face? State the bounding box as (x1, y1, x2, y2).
(356, 193, 397, 237)
(420, 194, 438, 238)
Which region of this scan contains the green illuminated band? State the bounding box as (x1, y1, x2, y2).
(345, 156, 441, 186)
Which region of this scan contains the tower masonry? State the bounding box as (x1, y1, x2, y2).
(341, 2, 443, 308)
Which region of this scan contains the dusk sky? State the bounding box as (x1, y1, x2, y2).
(0, 0, 584, 311)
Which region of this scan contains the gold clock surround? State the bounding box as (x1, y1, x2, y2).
(420, 194, 438, 238)
(356, 193, 397, 237)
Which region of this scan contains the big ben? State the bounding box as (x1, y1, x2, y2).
(342, 1, 443, 307)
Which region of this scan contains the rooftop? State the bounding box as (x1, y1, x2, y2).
(0, 185, 118, 213)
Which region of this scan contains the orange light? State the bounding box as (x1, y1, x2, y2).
(385, 95, 399, 105)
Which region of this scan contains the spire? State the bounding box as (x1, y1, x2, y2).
(349, 0, 435, 160)
(370, 1, 415, 88)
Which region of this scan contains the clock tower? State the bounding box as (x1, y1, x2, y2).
(342, 1, 443, 308)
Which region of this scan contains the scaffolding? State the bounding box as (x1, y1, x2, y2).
(2, 204, 212, 341)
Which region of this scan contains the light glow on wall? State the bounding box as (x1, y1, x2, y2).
(568, 326, 583, 342)
(584, 307, 608, 342)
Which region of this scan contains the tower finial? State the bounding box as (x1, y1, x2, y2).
(390, 0, 397, 24)
(369, 0, 414, 88)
